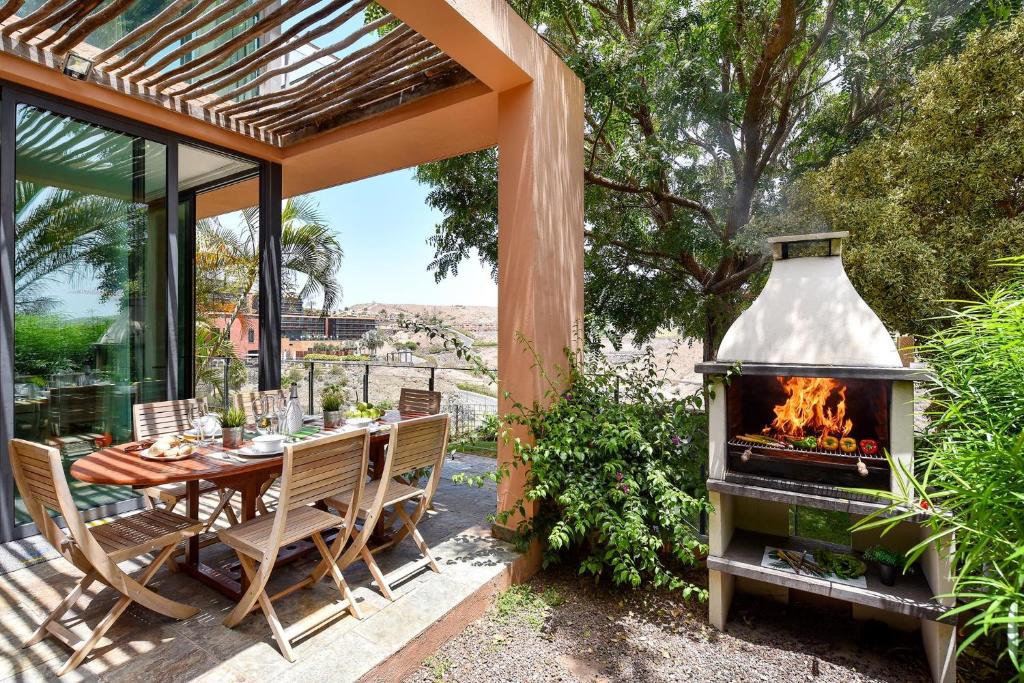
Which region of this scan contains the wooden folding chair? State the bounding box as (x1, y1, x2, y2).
(325, 413, 450, 600)
(219, 429, 370, 662)
(9, 439, 202, 676)
(398, 387, 442, 416)
(132, 398, 238, 531)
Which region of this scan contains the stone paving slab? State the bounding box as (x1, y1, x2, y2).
(0, 454, 514, 683)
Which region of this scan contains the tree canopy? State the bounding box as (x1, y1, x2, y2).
(417, 0, 1013, 352)
(769, 15, 1024, 335)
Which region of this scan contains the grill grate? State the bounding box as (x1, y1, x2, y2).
(727, 437, 886, 463)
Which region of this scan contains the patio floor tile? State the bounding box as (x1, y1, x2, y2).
(0, 455, 511, 683)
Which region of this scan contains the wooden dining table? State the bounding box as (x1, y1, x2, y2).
(69, 419, 402, 601)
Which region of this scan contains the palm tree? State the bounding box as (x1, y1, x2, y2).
(15, 180, 141, 313)
(194, 196, 344, 396)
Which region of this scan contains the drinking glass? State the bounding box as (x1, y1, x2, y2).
(275, 396, 289, 438)
(190, 400, 212, 446)
(253, 395, 269, 435)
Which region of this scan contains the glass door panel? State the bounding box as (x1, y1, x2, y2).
(13, 104, 168, 521)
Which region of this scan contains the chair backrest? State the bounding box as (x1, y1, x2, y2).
(8, 438, 198, 617)
(398, 388, 442, 416)
(278, 430, 369, 513)
(49, 384, 109, 437)
(8, 439, 86, 565)
(234, 389, 287, 425)
(264, 430, 369, 565)
(389, 413, 450, 487)
(132, 398, 205, 441)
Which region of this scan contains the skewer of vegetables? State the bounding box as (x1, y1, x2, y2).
(786, 435, 819, 449)
(736, 434, 788, 448)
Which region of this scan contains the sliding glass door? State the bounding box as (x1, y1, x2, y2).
(12, 105, 170, 522)
(0, 85, 273, 541)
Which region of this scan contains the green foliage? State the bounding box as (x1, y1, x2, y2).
(216, 407, 247, 429)
(415, 0, 980, 349)
(14, 315, 113, 376)
(862, 546, 904, 569)
(478, 413, 500, 441)
(494, 584, 562, 629)
(773, 17, 1024, 335)
(481, 337, 709, 593)
(853, 257, 1024, 676)
(320, 383, 344, 412)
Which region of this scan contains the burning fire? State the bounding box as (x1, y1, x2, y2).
(767, 376, 853, 440)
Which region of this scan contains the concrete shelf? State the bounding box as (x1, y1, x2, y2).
(707, 530, 951, 622)
(707, 475, 928, 521)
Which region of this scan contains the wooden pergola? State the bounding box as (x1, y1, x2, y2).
(0, 0, 474, 146)
(0, 0, 584, 553)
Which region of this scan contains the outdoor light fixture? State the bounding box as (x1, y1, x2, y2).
(61, 52, 93, 81)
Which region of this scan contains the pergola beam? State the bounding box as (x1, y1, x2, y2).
(0, 0, 481, 147)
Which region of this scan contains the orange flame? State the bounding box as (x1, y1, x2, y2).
(767, 376, 853, 439)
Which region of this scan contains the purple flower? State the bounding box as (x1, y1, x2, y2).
(564, 392, 573, 402)
(671, 435, 683, 446)
(621, 484, 630, 494)
(615, 471, 624, 482)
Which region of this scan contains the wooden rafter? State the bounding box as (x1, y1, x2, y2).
(0, 1, 483, 147)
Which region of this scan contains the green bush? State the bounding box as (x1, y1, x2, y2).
(857, 257, 1024, 676)
(301, 353, 370, 362)
(480, 339, 709, 594)
(15, 314, 113, 377)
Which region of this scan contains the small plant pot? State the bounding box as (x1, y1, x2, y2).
(878, 563, 898, 586)
(323, 410, 343, 429)
(221, 426, 243, 450)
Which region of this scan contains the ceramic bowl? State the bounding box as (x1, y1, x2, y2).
(252, 434, 286, 454)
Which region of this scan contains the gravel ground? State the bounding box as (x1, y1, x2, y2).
(405, 567, 948, 683)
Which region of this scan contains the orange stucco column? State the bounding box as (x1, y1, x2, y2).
(496, 66, 584, 537)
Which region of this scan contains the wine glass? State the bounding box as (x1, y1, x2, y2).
(189, 400, 211, 446)
(253, 395, 269, 435)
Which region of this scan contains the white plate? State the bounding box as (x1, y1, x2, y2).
(235, 445, 284, 458)
(139, 448, 193, 462)
(346, 417, 374, 427)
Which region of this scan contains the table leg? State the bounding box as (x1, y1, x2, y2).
(184, 480, 199, 570)
(369, 441, 387, 480)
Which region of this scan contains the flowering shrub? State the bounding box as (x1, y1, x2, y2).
(473, 338, 709, 595)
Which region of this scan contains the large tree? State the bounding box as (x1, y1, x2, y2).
(417, 0, 996, 355)
(767, 15, 1024, 336)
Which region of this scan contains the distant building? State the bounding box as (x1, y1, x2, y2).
(206, 295, 377, 357)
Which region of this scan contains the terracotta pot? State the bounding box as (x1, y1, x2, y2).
(222, 426, 243, 450)
(323, 410, 343, 429)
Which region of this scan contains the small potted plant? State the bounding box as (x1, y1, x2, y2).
(863, 545, 904, 586)
(217, 407, 247, 450)
(321, 384, 344, 429)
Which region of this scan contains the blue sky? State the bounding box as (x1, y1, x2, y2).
(308, 169, 497, 308)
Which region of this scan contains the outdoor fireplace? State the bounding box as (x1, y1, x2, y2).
(725, 373, 892, 488)
(694, 233, 956, 683)
(697, 231, 923, 497)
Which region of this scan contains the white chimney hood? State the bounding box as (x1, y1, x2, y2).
(715, 232, 903, 368)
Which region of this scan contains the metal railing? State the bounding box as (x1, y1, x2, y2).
(194, 356, 499, 437)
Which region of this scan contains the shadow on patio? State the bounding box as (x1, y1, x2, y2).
(0, 454, 513, 683)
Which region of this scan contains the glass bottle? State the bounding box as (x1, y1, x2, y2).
(285, 383, 303, 435)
